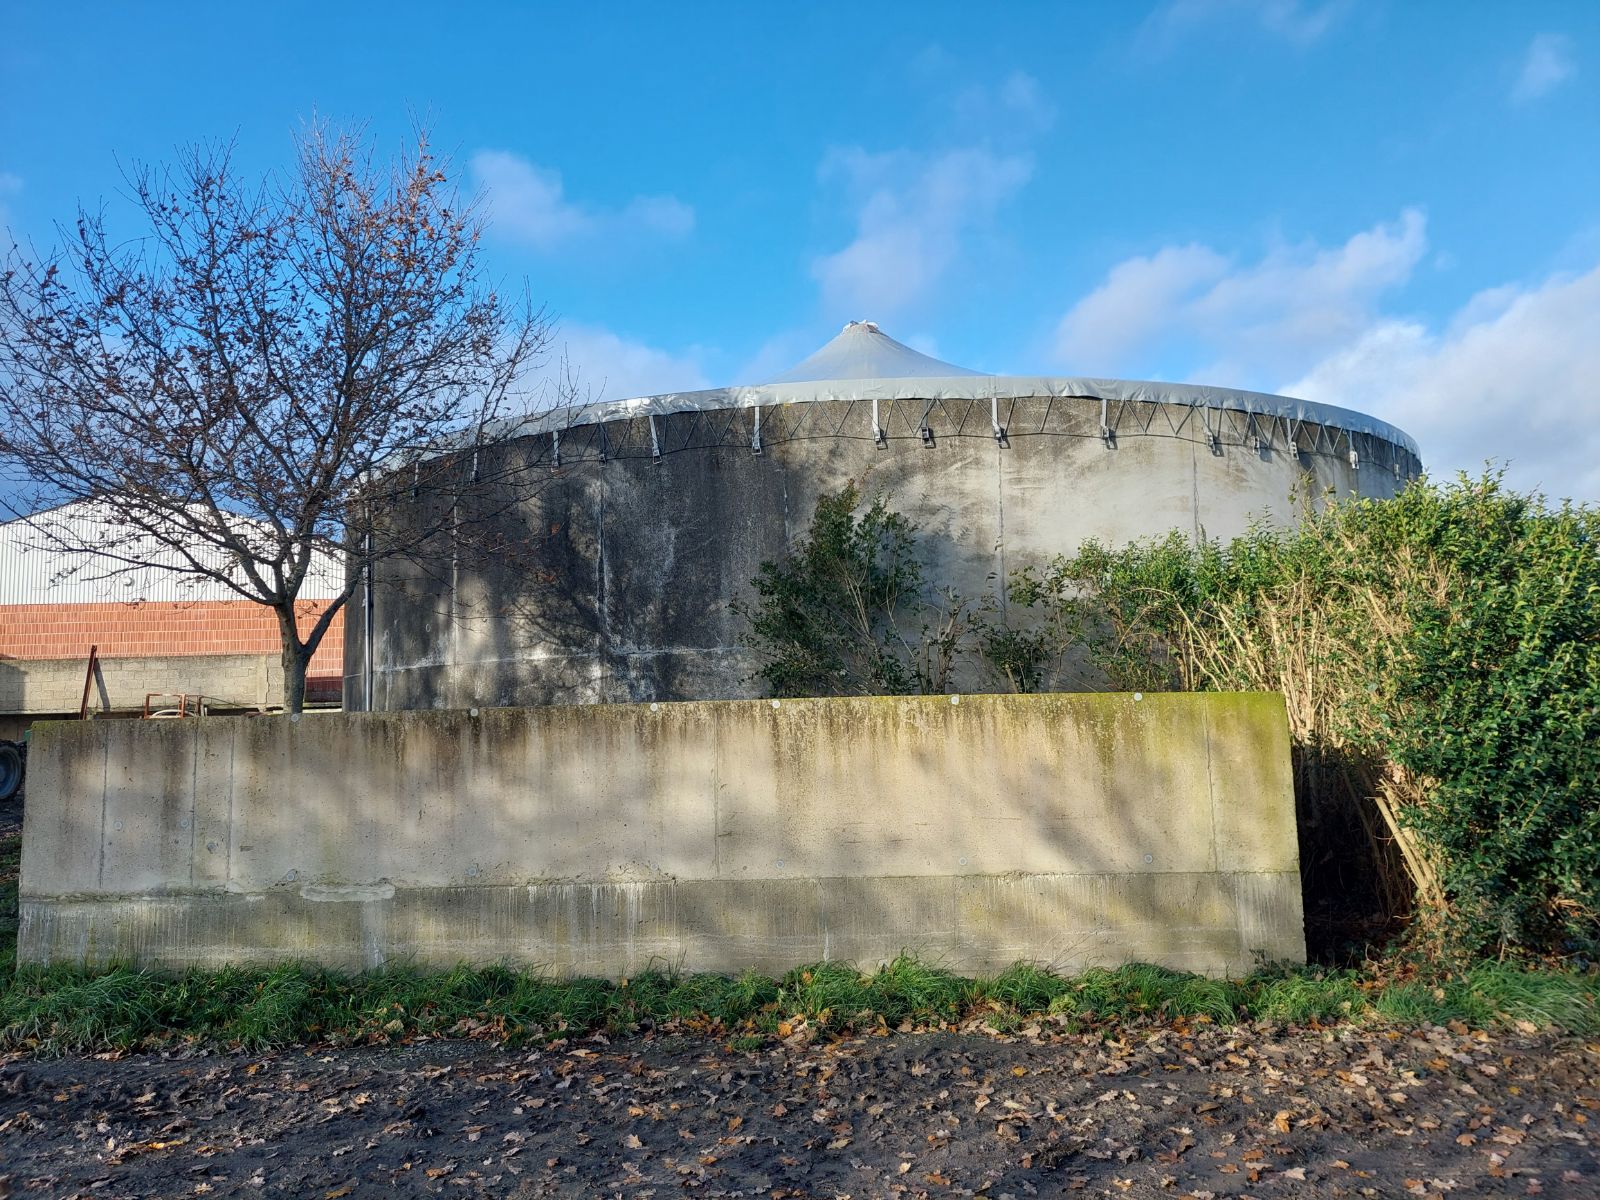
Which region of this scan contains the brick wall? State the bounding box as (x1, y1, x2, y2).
(0, 599, 342, 673)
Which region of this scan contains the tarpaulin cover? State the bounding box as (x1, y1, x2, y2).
(486, 322, 1421, 458)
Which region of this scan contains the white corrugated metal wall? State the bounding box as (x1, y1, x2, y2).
(0, 502, 342, 605)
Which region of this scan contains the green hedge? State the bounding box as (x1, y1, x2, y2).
(1012, 474, 1599, 959)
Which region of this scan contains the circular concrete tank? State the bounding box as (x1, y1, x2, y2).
(346, 323, 1421, 711)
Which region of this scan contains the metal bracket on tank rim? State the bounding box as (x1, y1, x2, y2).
(1245, 412, 1264, 454)
(1099, 396, 1115, 448)
(872, 398, 886, 448)
(1202, 405, 1222, 455)
(750, 405, 763, 455)
(551, 429, 562, 468)
(649, 414, 661, 464)
(991, 395, 1008, 446)
(919, 400, 935, 447)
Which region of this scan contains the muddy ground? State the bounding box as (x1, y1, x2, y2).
(1, 1020, 1596, 1199)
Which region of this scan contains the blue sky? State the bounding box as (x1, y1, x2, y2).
(3, 1, 1598, 499)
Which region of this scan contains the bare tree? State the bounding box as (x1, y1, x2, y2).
(0, 126, 550, 712)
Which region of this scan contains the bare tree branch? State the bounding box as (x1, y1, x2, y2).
(0, 123, 554, 711)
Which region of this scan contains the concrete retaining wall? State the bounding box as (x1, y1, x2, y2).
(2, 653, 285, 717)
(18, 692, 1305, 976)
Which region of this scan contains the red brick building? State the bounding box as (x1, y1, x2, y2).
(0, 503, 344, 737)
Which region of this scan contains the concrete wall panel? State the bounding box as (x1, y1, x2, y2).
(20, 692, 1304, 977)
(1, 651, 330, 718)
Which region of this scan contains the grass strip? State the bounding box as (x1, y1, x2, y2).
(2, 824, 1592, 1054)
(0, 954, 1594, 1056)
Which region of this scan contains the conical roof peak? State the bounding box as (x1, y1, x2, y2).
(761, 321, 987, 384)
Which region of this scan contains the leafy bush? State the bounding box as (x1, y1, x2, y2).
(734, 483, 972, 696)
(1011, 473, 1600, 960)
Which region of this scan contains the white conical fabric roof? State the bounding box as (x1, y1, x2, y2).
(475, 321, 1419, 460)
(761, 321, 987, 384)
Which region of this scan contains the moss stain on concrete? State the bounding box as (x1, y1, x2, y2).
(19, 692, 1302, 977)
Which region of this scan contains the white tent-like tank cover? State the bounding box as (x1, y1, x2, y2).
(490, 320, 1420, 459)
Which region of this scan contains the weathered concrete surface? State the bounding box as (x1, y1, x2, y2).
(19, 693, 1305, 976)
(347, 395, 1419, 712)
(0, 652, 334, 726)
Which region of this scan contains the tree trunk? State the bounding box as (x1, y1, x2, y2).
(276, 606, 310, 715)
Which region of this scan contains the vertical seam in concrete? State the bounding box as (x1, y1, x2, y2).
(448, 496, 460, 698)
(820, 877, 830, 962)
(1191, 437, 1202, 542)
(1200, 700, 1221, 874)
(995, 436, 1007, 620)
(96, 732, 109, 889)
(224, 724, 237, 889)
(188, 727, 199, 886)
(596, 463, 610, 698)
(711, 746, 722, 879)
(780, 457, 791, 547)
(1199, 699, 1248, 965)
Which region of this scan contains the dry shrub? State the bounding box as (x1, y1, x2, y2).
(1009, 473, 1599, 962)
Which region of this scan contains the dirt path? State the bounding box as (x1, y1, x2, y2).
(2, 1021, 1595, 1199)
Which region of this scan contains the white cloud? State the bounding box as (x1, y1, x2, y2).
(620, 194, 695, 239)
(950, 70, 1058, 138)
(523, 322, 709, 406)
(1055, 209, 1427, 379)
(730, 329, 818, 386)
(1287, 262, 1600, 501)
(1056, 244, 1230, 366)
(1054, 209, 1600, 500)
(471, 153, 589, 247)
(1512, 33, 1577, 103)
(812, 146, 1032, 318)
(1139, 0, 1351, 54)
(470, 151, 694, 250)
